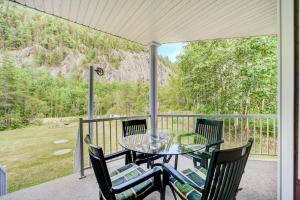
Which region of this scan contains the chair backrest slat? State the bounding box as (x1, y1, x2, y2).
(88, 145, 115, 200)
(202, 138, 253, 200)
(195, 119, 223, 146)
(122, 119, 147, 137)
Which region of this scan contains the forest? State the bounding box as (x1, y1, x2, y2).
(0, 2, 278, 130)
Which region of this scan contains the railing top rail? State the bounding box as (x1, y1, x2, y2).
(80, 113, 277, 123)
(157, 114, 277, 118)
(81, 115, 150, 123)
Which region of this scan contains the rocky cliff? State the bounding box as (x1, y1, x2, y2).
(0, 45, 173, 85)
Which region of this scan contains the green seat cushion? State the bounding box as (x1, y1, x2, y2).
(170, 167, 207, 200)
(111, 163, 154, 200)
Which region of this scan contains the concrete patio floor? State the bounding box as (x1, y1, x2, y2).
(0, 157, 277, 200)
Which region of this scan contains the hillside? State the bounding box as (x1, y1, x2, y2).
(0, 45, 173, 84)
(0, 2, 175, 130)
(0, 2, 173, 84)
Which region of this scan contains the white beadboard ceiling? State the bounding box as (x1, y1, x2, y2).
(10, 0, 277, 45)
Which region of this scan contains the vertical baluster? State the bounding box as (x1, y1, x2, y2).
(240, 117, 243, 144)
(167, 116, 169, 129)
(115, 120, 118, 151)
(267, 118, 269, 155)
(234, 117, 237, 144)
(172, 116, 174, 131)
(182, 117, 184, 131)
(273, 118, 276, 155)
(253, 117, 256, 154)
(222, 119, 225, 140)
(193, 117, 196, 131)
(161, 116, 163, 129)
(88, 122, 91, 142)
(109, 121, 112, 153)
(246, 117, 249, 140)
(96, 121, 99, 146)
(228, 118, 231, 143)
(188, 117, 190, 132)
(260, 118, 262, 154)
(177, 116, 179, 131)
(103, 121, 105, 154)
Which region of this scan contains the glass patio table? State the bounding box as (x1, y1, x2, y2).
(119, 129, 208, 169)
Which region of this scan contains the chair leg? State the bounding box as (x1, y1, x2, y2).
(193, 158, 198, 168)
(204, 159, 208, 169)
(132, 151, 137, 163)
(163, 170, 177, 199)
(199, 158, 208, 169)
(170, 188, 178, 200)
(162, 169, 170, 200)
(147, 156, 151, 169)
(160, 183, 165, 200)
(99, 192, 104, 200)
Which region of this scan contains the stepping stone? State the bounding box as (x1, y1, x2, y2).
(54, 139, 69, 144)
(53, 149, 72, 156)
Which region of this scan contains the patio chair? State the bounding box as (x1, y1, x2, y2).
(122, 119, 161, 167)
(88, 144, 163, 200)
(162, 138, 253, 200)
(187, 119, 224, 168)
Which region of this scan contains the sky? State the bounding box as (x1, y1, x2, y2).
(158, 43, 185, 63)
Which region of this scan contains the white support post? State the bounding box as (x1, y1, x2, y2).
(88, 66, 94, 140)
(149, 42, 159, 137)
(279, 0, 294, 199)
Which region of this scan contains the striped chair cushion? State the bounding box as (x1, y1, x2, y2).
(110, 163, 154, 200)
(170, 167, 207, 200)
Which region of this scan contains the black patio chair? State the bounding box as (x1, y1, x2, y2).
(162, 138, 253, 200)
(187, 119, 224, 168)
(122, 119, 162, 168)
(88, 144, 163, 200)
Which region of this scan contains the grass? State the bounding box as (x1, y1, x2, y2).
(0, 123, 78, 192)
(0, 117, 278, 193)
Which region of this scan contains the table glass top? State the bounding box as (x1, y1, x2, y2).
(119, 129, 208, 155)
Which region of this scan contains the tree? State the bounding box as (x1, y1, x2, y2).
(0, 56, 30, 129)
(169, 36, 278, 114)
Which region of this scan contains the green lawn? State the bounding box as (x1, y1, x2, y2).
(0, 123, 78, 192)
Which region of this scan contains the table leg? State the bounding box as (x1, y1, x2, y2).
(174, 155, 178, 170)
(166, 155, 172, 162)
(147, 155, 151, 168)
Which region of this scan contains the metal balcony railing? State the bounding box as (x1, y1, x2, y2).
(74, 114, 278, 177)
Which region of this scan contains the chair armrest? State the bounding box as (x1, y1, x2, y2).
(205, 139, 224, 151)
(178, 132, 195, 137)
(111, 166, 162, 193)
(163, 163, 186, 184)
(162, 163, 204, 193)
(105, 150, 131, 161)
